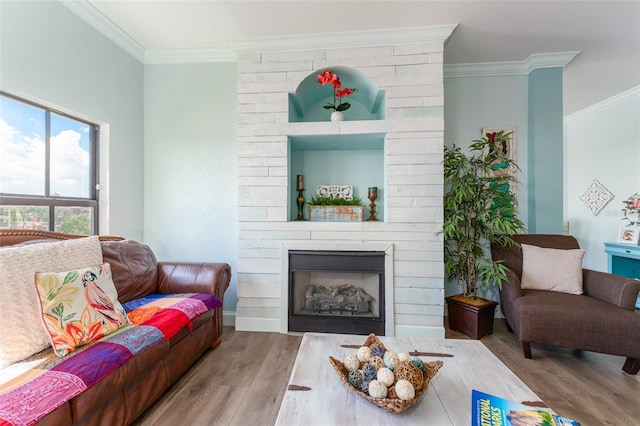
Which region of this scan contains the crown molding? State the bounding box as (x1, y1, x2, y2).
(445, 51, 580, 78)
(144, 49, 237, 64)
(59, 0, 145, 62)
(564, 85, 640, 121)
(229, 24, 458, 54)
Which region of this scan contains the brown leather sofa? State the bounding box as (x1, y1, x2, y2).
(491, 234, 640, 375)
(0, 230, 231, 425)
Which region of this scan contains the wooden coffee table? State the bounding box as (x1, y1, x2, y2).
(276, 332, 546, 425)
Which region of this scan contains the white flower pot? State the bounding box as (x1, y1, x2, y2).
(331, 111, 344, 122)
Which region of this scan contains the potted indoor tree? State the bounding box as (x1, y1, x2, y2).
(442, 131, 526, 339)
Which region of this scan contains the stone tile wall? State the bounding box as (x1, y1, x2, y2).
(236, 35, 449, 337)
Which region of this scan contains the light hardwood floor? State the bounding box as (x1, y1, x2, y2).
(134, 320, 639, 426)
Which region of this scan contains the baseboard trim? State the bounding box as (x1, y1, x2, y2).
(222, 310, 236, 327)
(234, 316, 280, 332)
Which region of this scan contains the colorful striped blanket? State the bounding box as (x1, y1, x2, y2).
(0, 293, 221, 426)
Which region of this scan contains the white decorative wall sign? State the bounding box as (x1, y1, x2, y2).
(316, 185, 353, 200)
(579, 179, 613, 215)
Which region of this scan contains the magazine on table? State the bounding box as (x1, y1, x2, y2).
(471, 389, 581, 426)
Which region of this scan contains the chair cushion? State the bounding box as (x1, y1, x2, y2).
(514, 289, 640, 358)
(34, 263, 130, 357)
(521, 244, 585, 295)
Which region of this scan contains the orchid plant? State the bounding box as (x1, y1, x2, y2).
(317, 70, 357, 112)
(622, 192, 640, 226)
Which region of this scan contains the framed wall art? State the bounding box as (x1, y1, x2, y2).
(481, 126, 517, 196)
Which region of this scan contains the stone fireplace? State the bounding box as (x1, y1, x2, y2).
(235, 26, 455, 338)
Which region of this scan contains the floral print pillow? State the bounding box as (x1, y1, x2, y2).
(34, 263, 130, 357)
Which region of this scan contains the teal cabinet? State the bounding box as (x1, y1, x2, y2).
(604, 242, 640, 308)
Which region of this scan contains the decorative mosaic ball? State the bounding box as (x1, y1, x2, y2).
(386, 385, 397, 399)
(370, 346, 385, 359)
(363, 363, 377, 380)
(377, 367, 395, 387)
(369, 356, 384, 371)
(411, 358, 425, 373)
(383, 351, 400, 370)
(394, 361, 424, 390)
(395, 379, 415, 401)
(398, 352, 411, 363)
(357, 346, 371, 362)
(344, 354, 360, 371)
(360, 379, 371, 394)
(348, 369, 364, 387)
(368, 379, 388, 399)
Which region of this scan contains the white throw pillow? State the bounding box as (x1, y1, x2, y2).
(520, 243, 585, 295)
(0, 236, 103, 369)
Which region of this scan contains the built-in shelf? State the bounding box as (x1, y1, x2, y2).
(289, 133, 384, 151)
(288, 67, 386, 222)
(288, 133, 385, 222)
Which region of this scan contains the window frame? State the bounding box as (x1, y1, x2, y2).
(0, 91, 100, 235)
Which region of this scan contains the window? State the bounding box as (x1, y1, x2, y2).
(0, 92, 99, 235)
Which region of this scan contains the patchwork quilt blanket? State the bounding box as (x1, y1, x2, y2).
(0, 293, 221, 426)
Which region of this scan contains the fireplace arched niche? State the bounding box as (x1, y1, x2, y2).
(288, 66, 386, 122)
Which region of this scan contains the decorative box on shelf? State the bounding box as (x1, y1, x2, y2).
(308, 185, 364, 222)
(309, 205, 364, 222)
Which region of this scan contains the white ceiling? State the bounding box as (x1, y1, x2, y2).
(86, 0, 640, 115)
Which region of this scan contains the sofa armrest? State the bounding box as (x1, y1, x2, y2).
(497, 269, 524, 330)
(500, 268, 524, 303)
(583, 269, 639, 311)
(157, 262, 231, 303)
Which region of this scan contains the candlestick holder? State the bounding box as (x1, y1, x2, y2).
(367, 187, 378, 221)
(296, 190, 305, 221)
(295, 175, 306, 220)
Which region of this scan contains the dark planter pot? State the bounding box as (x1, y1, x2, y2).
(446, 295, 498, 340)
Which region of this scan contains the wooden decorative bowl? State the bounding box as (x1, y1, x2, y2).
(329, 333, 443, 414)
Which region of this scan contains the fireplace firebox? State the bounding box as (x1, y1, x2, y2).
(288, 250, 385, 335)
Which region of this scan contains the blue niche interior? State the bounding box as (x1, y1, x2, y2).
(289, 66, 386, 122)
(288, 134, 385, 222)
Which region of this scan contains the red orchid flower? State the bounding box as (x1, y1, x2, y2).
(335, 88, 354, 100)
(317, 70, 357, 112)
(317, 71, 339, 86)
(332, 86, 356, 111)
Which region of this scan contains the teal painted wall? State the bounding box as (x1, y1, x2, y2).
(0, 1, 144, 239)
(527, 68, 564, 234)
(290, 149, 384, 221)
(144, 63, 239, 311)
(444, 74, 529, 229)
(444, 74, 529, 304)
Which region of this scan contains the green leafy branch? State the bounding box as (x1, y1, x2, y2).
(308, 195, 362, 206)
